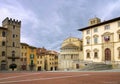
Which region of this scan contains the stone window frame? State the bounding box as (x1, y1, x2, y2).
(117, 47, 120, 59)
(94, 28, 98, 33)
(86, 49, 91, 59)
(117, 29, 120, 41)
(86, 36, 90, 45)
(104, 24, 110, 30)
(102, 32, 113, 43)
(2, 41, 6, 46)
(2, 51, 5, 56)
(2, 31, 6, 37)
(118, 21, 120, 27)
(86, 29, 90, 34)
(93, 35, 99, 44)
(93, 48, 99, 59)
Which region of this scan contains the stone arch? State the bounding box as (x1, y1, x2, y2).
(105, 48, 111, 61)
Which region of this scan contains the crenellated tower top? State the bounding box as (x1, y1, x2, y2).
(2, 17, 21, 27)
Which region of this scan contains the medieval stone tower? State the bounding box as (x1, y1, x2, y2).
(0, 17, 21, 71)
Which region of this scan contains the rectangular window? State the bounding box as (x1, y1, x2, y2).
(2, 41, 5, 46)
(94, 28, 98, 33)
(119, 34, 120, 40)
(13, 42, 15, 47)
(37, 61, 39, 64)
(87, 39, 90, 44)
(13, 25, 15, 29)
(94, 37, 98, 44)
(87, 52, 90, 58)
(40, 61, 42, 64)
(118, 22, 120, 27)
(94, 52, 98, 58)
(21, 58, 23, 61)
(104, 25, 110, 30)
(13, 34, 15, 38)
(86, 30, 90, 34)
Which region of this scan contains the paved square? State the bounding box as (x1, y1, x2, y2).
(0, 72, 120, 84)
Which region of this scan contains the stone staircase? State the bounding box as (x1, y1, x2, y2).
(81, 63, 112, 71)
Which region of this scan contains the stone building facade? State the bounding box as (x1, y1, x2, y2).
(59, 37, 83, 70)
(0, 17, 21, 71)
(36, 48, 58, 71)
(78, 17, 120, 65)
(20, 43, 37, 71)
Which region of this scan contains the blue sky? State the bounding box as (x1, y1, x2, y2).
(0, 0, 120, 51)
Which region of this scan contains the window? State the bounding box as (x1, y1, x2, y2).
(13, 34, 15, 38)
(104, 36, 110, 42)
(37, 61, 39, 64)
(2, 31, 6, 37)
(2, 51, 5, 56)
(13, 25, 15, 29)
(104, 25, 110, 30)
(86, 30, 90, 34)
(30, 54, 34, 59)
(12, 51, 15, 57)
(87, 39, 90, 44)
(24, 58, 27, 61)
(119, 34, 120, 40)
(94, 37, 98, 44)
(40, 61, 42, 64)
(118, 22, 120, 27)
(21, 58, 23, 61)
(94, 52, 98, 58)
(25, 53, 27, 56)
(94, 28, 98, 33)
(2, 41, 5, 46)
(86, 52, 90, 58)
(13, 42, 15, 47)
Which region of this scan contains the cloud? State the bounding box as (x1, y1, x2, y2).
(0, 0, 120, 51)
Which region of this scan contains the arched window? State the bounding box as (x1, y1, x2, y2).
(86, 36, 90, 45)
(2, 51, 5, 56)
(93, 48, 99, 58)
(86, 49, 91, 58)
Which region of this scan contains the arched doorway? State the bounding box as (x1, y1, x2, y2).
(1, 60, 6, 70)
(105, 48, 111, 61)
(9, 63, 17, 71)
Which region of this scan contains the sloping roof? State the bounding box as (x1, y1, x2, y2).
(78, 16, 120, 31)
(0, 27, 7, 30)
(20, 43, 29, 46)
(61, 43, 79, 49)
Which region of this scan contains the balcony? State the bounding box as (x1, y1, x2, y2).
(8, 56, 20, 59)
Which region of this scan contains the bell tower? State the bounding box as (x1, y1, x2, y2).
(89, 17, 101, 26)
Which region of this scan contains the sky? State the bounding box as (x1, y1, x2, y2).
(0, 0, 120, 52)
